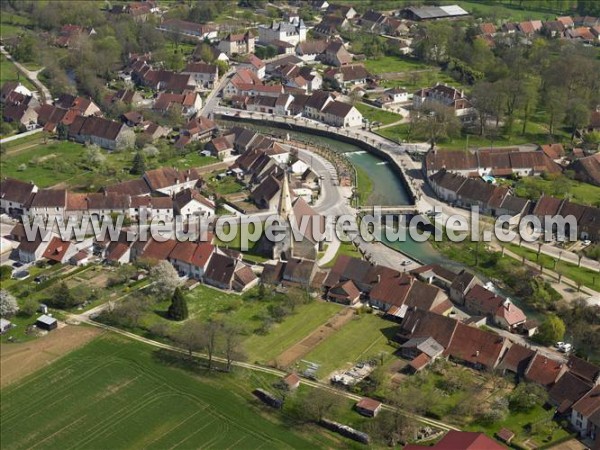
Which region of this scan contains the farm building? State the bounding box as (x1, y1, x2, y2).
(36, 315, 58, 331)
(355, 398, 382, 417)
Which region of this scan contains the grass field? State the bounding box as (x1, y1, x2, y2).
(503, 243, 600, 292)
(355, 102, 402, 126)
(0, 334, 320, 449)
(301, 314, 399, 378)
(513, 176, 600, 207)
(0, 54, 35, 91)
(0, 138, 218, 189)
(363, 56, 432, 74)
(456, 1, 558, 21)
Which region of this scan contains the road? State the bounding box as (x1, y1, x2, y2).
(199, 67, 235, 118)
(73, 312, 459, 433)
(0, 46, 52, 104)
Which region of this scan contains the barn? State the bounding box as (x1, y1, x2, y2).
(36, 315, 58, 331)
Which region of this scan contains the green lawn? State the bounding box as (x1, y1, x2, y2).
(355, 102, 402, 126)
(244, 301, 343, 364)
(301, 314, 398, 379)
(513, 176, 600, 207)
(0, 54, 35, 91)
(355, 165, 374, 205)
(363, 56, 432, 74)
(0, 334, 320, 449)
(456, 0, 558, 21)
(0, 139, 218, 189)
(503, 243, 600, 293)
(205, 175, 246, 196)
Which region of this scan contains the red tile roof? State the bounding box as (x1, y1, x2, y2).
(525, 352, 565, 387)
(42, 237, 72, 262)
(446, 323, 507, 369)
(404, 430, 505, 450)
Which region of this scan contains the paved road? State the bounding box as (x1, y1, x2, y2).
(199, 67, 235, 118)
(0, 46, 52, 104)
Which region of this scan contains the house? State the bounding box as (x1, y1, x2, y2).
(142, 122, 170, 142)
(321, 41, 353, 67)
(568, 355, 600, 386)
(498, 343, 535, 379)
(518, 20, 543, 36)
(206, 134, 235, 159)
(55, 24, 95, 48)
(410, 264, 457, 290)
(258, 17, 307, 46)
(524, 352, 567, 388)
(17, 234, 53, 263)
(181, 116, 218, 143)
(326, 4, 357, 20)
(1, 81, 33, 103)
(69, 250, 90, 266)
(549, 372, 593, 415)
(296, 40, 329, 62)
(327, 280, 360, 305)
(105, 89, 143, 107)
(282, 373, 301, 390)
(157, 19, 218, 41)
(203, 252, 258, 292)
(217, 32, 255, 56)
(404, 431, 505, 450)
(479, 23, 497, 36)
(397, 308, 459, 348)
(400, 336, 444, 369)
(173, 188, 215, 221)
(55, 94, 101, 117)
(239, 55, 266, 80)
(373, 88, 409, 109)
(143, 167, 201, 196)
(2, 93, 39, 130)
(25, 188, 67, 221)
(464, 284, 526, 331)
(42, 237, 78, 264)
(250, 175, 281, 210)
(449, 270, 477, 304)
(0, 178, 38, 217)
(68, 116, 134, 151)
(320, 101, 363, 128)
(36, 314, 58, 331)
(325, 64, 371, 89)
(543, 20, 565, 37)
(570, 385, 600, 446)
(413, 83, 475, 121)
(104, 178, 152, 197)
(222, 69, 263, 99)
(182, 62, 219, 89)
(313, 16, 349, 37)
(569, 153, 600, 187)
(153, 92, 202, 117)
(445, 323, 509, 370)
(360, 10, 386, 31)
(355, 398, 382, 417)
(168, 241, 214, 279)
(281, 257, 317, 287)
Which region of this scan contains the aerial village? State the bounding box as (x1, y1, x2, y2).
(0, 1, 600, 449)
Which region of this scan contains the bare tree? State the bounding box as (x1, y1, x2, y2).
(201, 320, 222, 370)
(175, 319, 205, 358)
(222, 321, 246, 371)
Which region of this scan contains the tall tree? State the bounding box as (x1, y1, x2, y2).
(565, 99, 590, 140)
(167, 287, 188, 321)
(201, 320, 222, 370)
(413, 103, 461, 148)
(149, 261, 181, 300)
(175, 319, 205, 358)
(222, 322, 245, 371)
(131, 151, 146, 175)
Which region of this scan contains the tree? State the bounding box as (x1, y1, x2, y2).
(167, 287, 189, 321)
(201, 320, 221, 370)
(297, 388, 343, 422)
(48, 282, 79, 309)
(509, 382, 548, 412)
(368, 409, 416, 447)
(536, 314, 566, 345)
(222, 321, 245, 371)
(412, 103, 461, 148)
(130, 151, 146, 175)
(175, 319, 205, 358)
(57, 122, 69, 140)
(471, 81, 505, 136)
(565, 99, 591, 140)
(20, 297, 39, 317)
(0, 266, 12, 281)
(84, 144, 106, 168)
(0, 290, 19, 317)
(148, 261, 181, 300)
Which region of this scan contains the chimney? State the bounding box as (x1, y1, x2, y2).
(475, 350, 480, 357)
(377, 274, 381, 283)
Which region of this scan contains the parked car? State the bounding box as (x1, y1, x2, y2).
(560, 343, 573, 353)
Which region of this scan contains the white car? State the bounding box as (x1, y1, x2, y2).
(555, 341, 565, 349)
(401, 260, 413, 266)
(560, 343, 573, 353)
(582, 240, 591, 246)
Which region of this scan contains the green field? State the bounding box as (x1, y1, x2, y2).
(323, 241, 362, 268)
(243, 301, 343, 364)
(0, 335, 319, 449)
(302, 314, 398, 379)
(0, 138, 218, 189)
(513, 176, 600, 207)
(456, 1, 558, 21)
(503, 243, 600, 292)
(355, 102, 403, 126)
(0, 54, 35, 90)
(363, 56, 432, 74)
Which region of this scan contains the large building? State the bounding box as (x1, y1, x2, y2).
(258, 17, 307, 46)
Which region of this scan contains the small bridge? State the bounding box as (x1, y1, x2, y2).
(356, 205, 420, 215)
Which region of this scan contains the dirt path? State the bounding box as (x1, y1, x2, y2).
(271, 307, 356, 368)
(0, 325, 103, 388)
